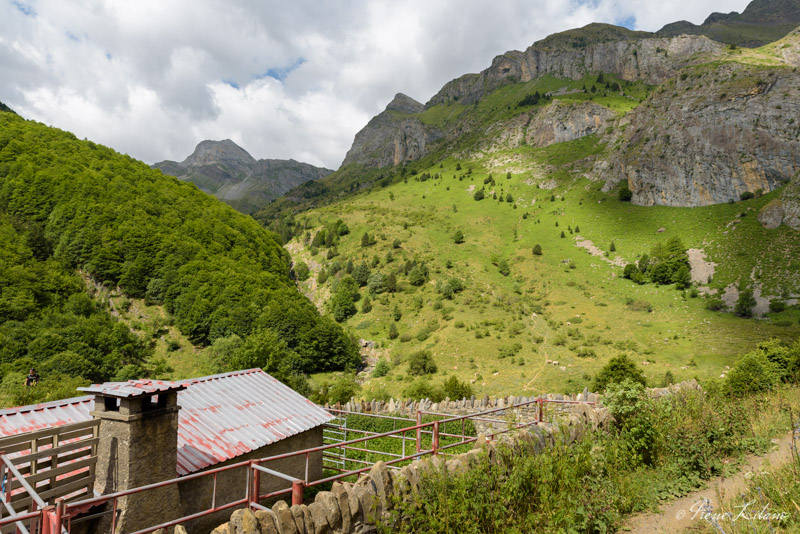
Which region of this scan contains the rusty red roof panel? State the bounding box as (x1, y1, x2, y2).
(77, 379, 186, 398)
(0, 369, 332, 476)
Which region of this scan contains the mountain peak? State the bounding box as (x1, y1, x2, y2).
(385, 93, 424, 114)
(183, 139, 256, 167)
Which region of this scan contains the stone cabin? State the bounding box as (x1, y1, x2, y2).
(0, 368, 332, 533)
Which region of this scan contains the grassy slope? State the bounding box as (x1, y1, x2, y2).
(291, 134, 799, 399)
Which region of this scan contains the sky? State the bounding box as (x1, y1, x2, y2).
(0, 0, 751, 169)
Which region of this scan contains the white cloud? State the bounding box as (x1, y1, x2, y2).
(0, 0, 752, 169)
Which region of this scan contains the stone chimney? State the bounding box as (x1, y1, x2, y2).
(79, 381, 185, 533)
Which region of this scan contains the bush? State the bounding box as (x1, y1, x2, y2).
(473, 188, 485, 201)
(740, 191, 755, 201)
(593, 354, 646, 391)
(360, 296, 372, 313)
(408, 350, 438, 375)
(619, 183, 633, 201)
(724, 351, 778, 397)
(392, 305, 403, 322)
(372, 358, 390, 378)
(453, 230, 465, 244)
(734, 287, 756, 317)
(399, 332, 412, 343)
(706, 297, 725, 311)
(532, 244, 542, 256)
(497, 259, 510, 277)
(442, 376, 473, 399)
(623, 264, 638, 279)
(769, 299, 786, 313)
(388, 322, 399, 340)
(403, 379, 444, 402)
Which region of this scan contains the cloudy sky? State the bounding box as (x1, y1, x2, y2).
(1, 0, 750, 169)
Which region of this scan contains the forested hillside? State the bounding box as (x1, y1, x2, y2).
(0, 111, 359, 404)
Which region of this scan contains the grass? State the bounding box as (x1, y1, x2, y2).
(294, 134, 799, 399)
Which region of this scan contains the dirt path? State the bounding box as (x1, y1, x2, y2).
(624, 431, 796, 533)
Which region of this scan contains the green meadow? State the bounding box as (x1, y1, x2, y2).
(290, 136, 800, 399)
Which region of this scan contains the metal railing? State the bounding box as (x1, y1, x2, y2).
(1, 396, 595, 533)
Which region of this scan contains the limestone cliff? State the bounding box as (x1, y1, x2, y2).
(479, 100, 616, 153)
(427, 27, 722, 106)
(340, 94, 444, 168)
(601, 62, 800, 208)
(153, 140, 332, 214)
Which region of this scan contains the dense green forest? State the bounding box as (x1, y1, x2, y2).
(0, 110, 359, 404)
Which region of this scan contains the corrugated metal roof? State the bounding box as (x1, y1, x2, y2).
(173, 369, 333, 475)
(77, 379, 186, 398)
(0, 396, 94, 436)
(0, 369, 333, 476)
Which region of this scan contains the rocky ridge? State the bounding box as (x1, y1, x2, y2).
(340, 94, 443, 169)
(657, 0, 800, 47)
(427, 29, 722, 107)
(153, 140, 332, 214)
(599, 60, 800, 212)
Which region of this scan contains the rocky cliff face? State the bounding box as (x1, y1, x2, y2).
(657, 0, 800, 47)
(153, 140, 332, 214)
(427, 27, 722, 106)
(478, 100, 616, 153)
(602, 62, 800, 208)
(340, 94, 443, 168)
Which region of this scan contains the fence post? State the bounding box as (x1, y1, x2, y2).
(432, 421, 439, 456)
(250, 463, 260, 506)
(537, 398, 544, 423)
(54, 500, 65, 534)
(292, 480, 304, 506)
(415, 411, 421, 453)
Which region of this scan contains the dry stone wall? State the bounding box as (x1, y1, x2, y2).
(210, 381, 700, 534)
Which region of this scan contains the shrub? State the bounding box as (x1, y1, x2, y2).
(623, 264, 638, 279)
(408, 265, 427, 286)
(392, 305, 403, 322)
(367, 272, 387, 294)
(388, 322, 399, 340)
(769, 299, 786, 313)
(453, 230, 465, 244)
(408, 350, 438, 376)
(734, 287, 756, 317)
(360, 296, 372, 313)
(403, 379, 444, 402)
(706, 297, 725, 311)
(532, 244, 543, 256)
(372, 358, 390, 378)
(442, 376, 473, 399)
(392, 239, 402, 249)
(609, 241, 616, 252)
(740, 191, 755, 201)
(399, 332, 412, 343)
(619, 183, 633, 201)
(473, 188, 485, 201)
(723, 351, 778, 397)
(497, 259, 510, 277)
(593, 354, 646, 391)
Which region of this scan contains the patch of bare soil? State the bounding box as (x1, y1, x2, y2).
(624, 431, 796, 533)
(687, 248, 716, 285)
(574, 237, 626, 267)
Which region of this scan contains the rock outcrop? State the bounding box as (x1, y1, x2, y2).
(478, 100, 616, 153)
(657, 0, 800, 47)
(153, 140, 332, 214)
(602, 62, 800, 207)
(340, 94, 443, 169)
(427, 27, 723, 106)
